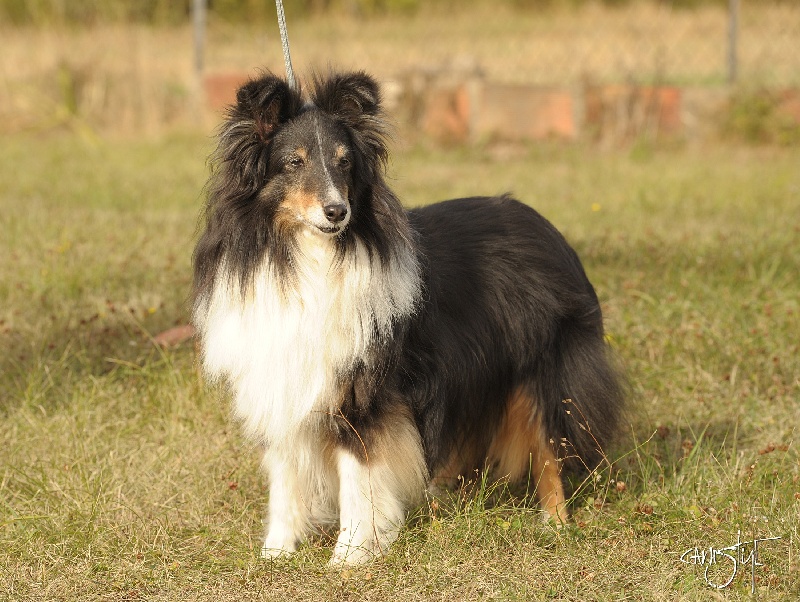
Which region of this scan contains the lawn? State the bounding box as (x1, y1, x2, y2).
(0, 132, 798, 600)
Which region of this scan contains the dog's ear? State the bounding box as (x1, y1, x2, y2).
(312, 72, 382, 119)
(210, 74, 302, 202)
(312, 72, 389, 168)
(230, 74, 302, 142)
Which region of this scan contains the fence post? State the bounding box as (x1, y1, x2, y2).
(727, 0, 739, 84)
(192, 0, 207, 119)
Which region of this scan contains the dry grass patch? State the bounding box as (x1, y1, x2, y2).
(1, 133, 799, 600)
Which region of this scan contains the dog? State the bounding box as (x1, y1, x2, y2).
(192, 71, 624, 565)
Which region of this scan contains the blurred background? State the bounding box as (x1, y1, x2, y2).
(1, 0, 799, 145)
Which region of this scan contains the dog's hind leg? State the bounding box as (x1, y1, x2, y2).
(488, 387, 568, 525)
(529, 437, 568, 525)
(330, 407, 427, 565)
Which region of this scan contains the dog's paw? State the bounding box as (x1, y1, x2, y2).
(328, 526, 381, 566)
(328, 544, 377, 567)
(541, 509, 567, 528)
(260, 525, 301, 560)
(260, 538, 297, 560)
(260, 546, 295, 560)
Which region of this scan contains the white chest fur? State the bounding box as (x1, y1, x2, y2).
(195, 233, 420, 443)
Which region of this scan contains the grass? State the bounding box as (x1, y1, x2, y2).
(1, 131, 799, 600)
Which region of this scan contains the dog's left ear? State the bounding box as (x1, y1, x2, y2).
(312, 72, 381, 118)
(312, 72, 388, 167)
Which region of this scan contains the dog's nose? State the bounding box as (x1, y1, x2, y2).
(324, 203, 348, 223)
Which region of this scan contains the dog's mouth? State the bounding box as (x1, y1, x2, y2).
(307, 212, 350, 236)
(316, 224, 343, 235)
(301, 220, 347, 236)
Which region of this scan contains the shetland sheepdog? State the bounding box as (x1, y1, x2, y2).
(192, 71, 624, 565)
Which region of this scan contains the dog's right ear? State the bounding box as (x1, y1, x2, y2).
(209, 74, 302, 204)
(229, 74, 302, 142)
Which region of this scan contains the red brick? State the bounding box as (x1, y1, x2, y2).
(477, 85, 576, 140)
(420, 84, 472, 144)
(777, 89, 800, 124)
(204, 72, 250, 112)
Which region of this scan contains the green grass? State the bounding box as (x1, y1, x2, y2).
(1, 133, 799, 600)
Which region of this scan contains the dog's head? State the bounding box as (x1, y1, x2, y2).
(194, 71, 398, 298)
(210, 71, 388, 238)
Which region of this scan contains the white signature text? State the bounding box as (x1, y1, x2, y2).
(680, 531, 780, 593)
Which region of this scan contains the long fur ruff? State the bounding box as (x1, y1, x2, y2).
(192, 71, 625, 565)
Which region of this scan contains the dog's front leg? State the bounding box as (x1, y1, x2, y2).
(330, 448, 402, 565)
(329, 407, 427, 565)
(261, 449, 311, 558)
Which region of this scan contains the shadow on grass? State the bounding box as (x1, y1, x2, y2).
(0, 302, 194, 416)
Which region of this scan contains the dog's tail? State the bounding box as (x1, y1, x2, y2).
(533, 314, 626, 475)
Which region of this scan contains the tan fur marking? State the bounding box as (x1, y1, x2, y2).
(533, 444, 567, 524)
(431, 450, 461, 486)
(431, 447, 473, 489)
(488, 388, 568, 524)
(280, 188, 320, 216)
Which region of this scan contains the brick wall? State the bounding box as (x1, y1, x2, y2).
(202, 69, 800, 145)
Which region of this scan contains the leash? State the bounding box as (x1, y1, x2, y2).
(275, 0, 298, 91)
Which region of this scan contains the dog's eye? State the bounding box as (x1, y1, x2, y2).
(285, 156, 305, 170)
(337, 156, 351, 170)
